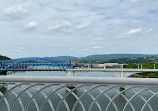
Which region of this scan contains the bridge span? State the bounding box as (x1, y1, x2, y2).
(0, 57, 73, 74)
(66, 68, 158, 78)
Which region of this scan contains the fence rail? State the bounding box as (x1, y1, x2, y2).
(0, 76, 158, 111)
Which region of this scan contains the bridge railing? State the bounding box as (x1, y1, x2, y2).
(70, 68, 158, 71)
(0, 76, 158, 111)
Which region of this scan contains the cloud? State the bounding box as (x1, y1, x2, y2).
(126, 28, 142, 35)
(76, 22, 91, 29)
(24, 22, 38, 30)
(148, 28, 152, 31)
(47, 21, 72, 32)
(19, 47, 25, 50)
(91, 37, 104, 42)
(83, 46, 103, 52)
(69, 48, 75, 51)
(3, 3, 29, 20)
(129, 0, 138, 3)
(14, 47, 25, 52)
(85, 48, 90, 51)
(92, 46, 103, 49)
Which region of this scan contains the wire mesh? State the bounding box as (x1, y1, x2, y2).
(0, 82, 158, 111)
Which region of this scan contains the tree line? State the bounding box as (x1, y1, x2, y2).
(0, 55, 10, 60)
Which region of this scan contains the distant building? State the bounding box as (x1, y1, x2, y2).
(77, 62, 125, 68)
(71, 59, 79, 66)
(104, 63, 119, 66)
(98, 63, 124, 68)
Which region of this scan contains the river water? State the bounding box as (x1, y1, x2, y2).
(8, 71, 117, 77)
(0, 71, 157, 111)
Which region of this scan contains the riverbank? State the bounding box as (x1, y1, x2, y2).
(130, 72, 158, 78)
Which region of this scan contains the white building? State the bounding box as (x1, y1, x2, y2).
(98, 63, 124, 68)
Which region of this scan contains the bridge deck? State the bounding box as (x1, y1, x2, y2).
(0, 69, 66, 71)
(67, 68, 158, 72)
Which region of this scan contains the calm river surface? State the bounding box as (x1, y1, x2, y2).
(0, 72, 157, 111)
(8, 71, 117, 77)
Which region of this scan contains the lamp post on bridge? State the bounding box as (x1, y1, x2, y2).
(141, 64, 142, 69)
(88, 65, 90, 69)
(104, 65, 106, 69)
(137, 64, 139, 69)
(154, 64, 156, 69)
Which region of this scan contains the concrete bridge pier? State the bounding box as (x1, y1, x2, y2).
(114, 72, 140, 78)
(66, 70, 79, 89)
(66, 70, 79, 77)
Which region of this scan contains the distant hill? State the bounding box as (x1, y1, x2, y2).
(53, 56, 78, 61)
(51, 54, 158, 62)
(105, 57, 158, 64)
(0, 55, 10, 60)
(2, 54, 158, 62)
(79, 54, 158, 62)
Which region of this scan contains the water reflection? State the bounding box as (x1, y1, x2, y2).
(8, 71, 117, 77)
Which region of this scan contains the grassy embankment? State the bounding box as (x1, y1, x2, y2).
(124, 64, 158, 78)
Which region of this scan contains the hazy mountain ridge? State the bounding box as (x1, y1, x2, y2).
(51, 54, 158, 62)
(1, 54, 158, 62)
(53, 56, 78, 61)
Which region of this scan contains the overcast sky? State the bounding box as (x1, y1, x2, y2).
(0, 0, 158, 58)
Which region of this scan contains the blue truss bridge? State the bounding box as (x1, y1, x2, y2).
(0, 57, 73, 73)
